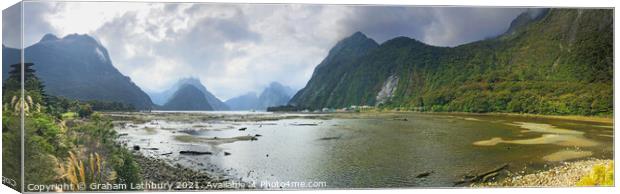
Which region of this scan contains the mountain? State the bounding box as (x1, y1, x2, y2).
(225, 82, 295, 111)
(290, 9, 613, 116)
(504, 9, 550, 35)
(289, 32, 379, 109)
(4, 34, 154, 109)
(225, 92, 259, 110)
(2, 45, 20, 84)
(161, 84, 213, 110)
(258, 82, 296, 109)
(149, 77, 229, 110)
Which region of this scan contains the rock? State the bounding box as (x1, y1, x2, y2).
(473, 159, 613, 187)
(416, 171, 433, 178)
(178, 129, 200, 135)
(224, 152, 231, 156)
(179, 151, 213, 155)
(133, 145, 141, 151)
(454, 163, 509, 186)
(239, 127, 247, 131)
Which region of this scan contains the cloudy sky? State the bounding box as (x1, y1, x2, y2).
(6, 1, 531, 100)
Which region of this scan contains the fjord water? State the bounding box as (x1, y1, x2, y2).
(115, 112, 613, 188)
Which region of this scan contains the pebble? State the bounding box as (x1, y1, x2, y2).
(474, 159, 612, 187)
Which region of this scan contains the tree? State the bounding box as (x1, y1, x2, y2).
(78, 104, 93, 118)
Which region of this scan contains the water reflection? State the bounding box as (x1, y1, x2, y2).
(113, 112, 613, 188)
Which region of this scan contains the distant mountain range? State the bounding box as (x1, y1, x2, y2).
(225, 82, 295, 111)
(3, 34, 153, 109)
(149, 77, 229, 110)
(160, 84, 213, 110)
(2, 34, 291, 112)
(290, 9, 613, 115)
(225, 92, 259, 111)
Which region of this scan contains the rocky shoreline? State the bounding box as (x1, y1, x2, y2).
(474, 159, 613, 187)
(133, 153, 254, 190)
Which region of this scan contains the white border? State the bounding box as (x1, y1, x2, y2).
(1, 1, 618, 194)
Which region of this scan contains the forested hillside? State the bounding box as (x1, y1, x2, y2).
(290, 9, 613, 116)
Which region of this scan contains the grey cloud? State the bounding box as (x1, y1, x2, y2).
(160, 7, 261, 68)
(340, 6, 528, 46)
(164, 3, 180, 13)
(92, 3, 263, 98)
(3, 2, 63, 47)
(2, 2, 21, 47)
(421, 7, 528, 46)
(21, 2, 533, 100)
(338, 6, 435, 44)
(22, 2, 63, 47)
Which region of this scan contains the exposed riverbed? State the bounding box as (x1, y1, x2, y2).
(109, 111, 613, 188)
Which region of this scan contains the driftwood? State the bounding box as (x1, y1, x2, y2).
(481, 172, 499, 182)
(160, 152, 173, 156)
(291, 123, 318, 126)
(454, 163, 508, 186)
(416, 171, 433, 178)
(318, 136, 342, 141)
(238, 127, 247, 131)
(179, 151, 213, 155)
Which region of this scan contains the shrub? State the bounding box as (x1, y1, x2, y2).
(58, 152, 116, 191)
(576, 161, 614, 186)
(78, 104, 94, 118)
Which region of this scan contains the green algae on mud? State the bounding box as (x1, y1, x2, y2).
(543, 150, 593, 162)
(510, 122, 584, 135)
(473, 121, 599, 147)
(143, 127, 158, 134)
(473, 134, 598, 147)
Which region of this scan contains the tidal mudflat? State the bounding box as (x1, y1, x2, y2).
(109, 111, 613, 188)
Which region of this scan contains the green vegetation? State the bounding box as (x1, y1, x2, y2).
(58, 152, 113, 190)
(78, 104, 94, 118)
(46, 96, 136, 119)
(576, 161, 613, 186)
(291, 9, 613, 116)
(2, 63, 142, 191)
(85, 100, 136, 112)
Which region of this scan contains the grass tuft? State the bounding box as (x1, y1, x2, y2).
(576, 161, 613, 186)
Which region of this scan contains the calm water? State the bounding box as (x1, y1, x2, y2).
(113, 112, 613, 188)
